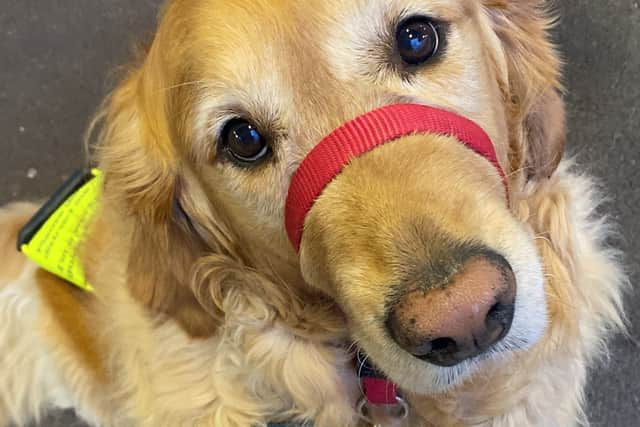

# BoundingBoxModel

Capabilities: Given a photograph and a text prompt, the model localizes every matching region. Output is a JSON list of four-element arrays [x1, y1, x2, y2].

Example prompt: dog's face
[[98, 0, 564, 394]]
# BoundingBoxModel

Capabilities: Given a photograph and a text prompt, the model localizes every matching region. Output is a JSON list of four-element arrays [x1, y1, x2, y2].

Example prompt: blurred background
[[1, 1, 638, 426]]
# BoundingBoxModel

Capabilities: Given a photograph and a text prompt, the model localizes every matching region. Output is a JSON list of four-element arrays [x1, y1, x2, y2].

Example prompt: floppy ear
[[92, 34, 180, 224], [522, 88, 566, 180], [89, 20, 229, 337], [484, 0, 566, 181]]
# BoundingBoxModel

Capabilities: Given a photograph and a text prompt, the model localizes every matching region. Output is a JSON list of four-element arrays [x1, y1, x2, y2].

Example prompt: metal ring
[[356, 395, 410, 425]]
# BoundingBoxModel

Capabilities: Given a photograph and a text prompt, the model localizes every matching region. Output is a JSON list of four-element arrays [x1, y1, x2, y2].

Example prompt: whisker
[[544, 289, 580, 311], [356, 352, 370, 397], [484, 165, 528, 198], [533, 234, 553, 246], [162, 80, 211, 91], [345, 341, 359, 355], [453, 165, 529, 209]]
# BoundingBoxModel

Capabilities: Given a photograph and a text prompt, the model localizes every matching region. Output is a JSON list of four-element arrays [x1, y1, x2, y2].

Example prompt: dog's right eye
[[220, 119, 270, 164]]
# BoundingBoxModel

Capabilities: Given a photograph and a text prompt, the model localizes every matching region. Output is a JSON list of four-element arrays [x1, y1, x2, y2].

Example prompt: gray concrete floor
[[1, 1, 638, 426]]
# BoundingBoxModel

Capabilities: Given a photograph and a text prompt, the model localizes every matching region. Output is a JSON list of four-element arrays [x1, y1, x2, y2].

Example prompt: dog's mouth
[[288, 104, 546, 393]]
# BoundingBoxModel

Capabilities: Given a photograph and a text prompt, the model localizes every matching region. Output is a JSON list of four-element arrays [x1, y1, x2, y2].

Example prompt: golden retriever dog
[[0, 0, 627, 426]]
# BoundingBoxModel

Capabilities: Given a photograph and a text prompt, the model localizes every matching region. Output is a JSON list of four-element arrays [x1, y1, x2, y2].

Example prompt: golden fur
[[0, 1, 627, 426]]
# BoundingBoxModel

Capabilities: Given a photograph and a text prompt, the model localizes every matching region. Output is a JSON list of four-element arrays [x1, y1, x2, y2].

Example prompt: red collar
[[285, 103, 507, 251]]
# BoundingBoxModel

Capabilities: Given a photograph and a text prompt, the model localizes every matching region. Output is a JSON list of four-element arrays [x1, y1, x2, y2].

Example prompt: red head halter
[[284, 103, 507, 251]]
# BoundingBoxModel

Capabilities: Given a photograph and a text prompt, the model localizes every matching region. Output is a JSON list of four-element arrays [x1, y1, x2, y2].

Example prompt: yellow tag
[[20, 170, 101, 291]]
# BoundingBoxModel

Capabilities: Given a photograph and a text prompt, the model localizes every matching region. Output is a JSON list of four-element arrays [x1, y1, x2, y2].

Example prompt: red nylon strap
[[285, 103, 507, 251]]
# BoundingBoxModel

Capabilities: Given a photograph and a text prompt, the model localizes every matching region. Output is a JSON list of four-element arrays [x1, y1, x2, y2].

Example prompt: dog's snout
[[386, 252, 516, 367]]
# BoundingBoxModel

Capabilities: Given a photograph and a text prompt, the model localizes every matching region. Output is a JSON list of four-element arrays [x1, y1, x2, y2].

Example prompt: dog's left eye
[[221, 119, 270, 164], [396, 16, 440, 65]]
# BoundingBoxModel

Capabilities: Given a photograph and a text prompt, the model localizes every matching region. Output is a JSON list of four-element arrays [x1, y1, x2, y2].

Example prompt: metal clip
[[356, 395, 409, 426]]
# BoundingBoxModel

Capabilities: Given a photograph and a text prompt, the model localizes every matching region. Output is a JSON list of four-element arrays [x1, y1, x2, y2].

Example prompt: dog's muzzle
[[283, 103, 509, 416], [284, 103, 507, 250]]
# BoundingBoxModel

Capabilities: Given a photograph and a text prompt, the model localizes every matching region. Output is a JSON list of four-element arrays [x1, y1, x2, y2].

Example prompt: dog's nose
[[386, 252, 516, 367]]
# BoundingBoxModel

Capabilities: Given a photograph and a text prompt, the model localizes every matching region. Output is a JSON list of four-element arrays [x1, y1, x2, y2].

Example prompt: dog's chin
[[357, 329, 543, 396]]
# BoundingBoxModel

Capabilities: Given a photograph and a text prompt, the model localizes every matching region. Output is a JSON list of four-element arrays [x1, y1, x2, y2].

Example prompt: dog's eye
[[221, 119, 269, 163], [396, 17, 440, 65]]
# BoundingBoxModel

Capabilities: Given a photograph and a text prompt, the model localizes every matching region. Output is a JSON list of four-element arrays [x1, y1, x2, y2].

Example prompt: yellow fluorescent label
[[20, 170, 101, 292]]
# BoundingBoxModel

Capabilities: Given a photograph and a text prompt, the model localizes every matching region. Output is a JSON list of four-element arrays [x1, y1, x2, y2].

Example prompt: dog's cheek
[[298, 226, 339, 300]]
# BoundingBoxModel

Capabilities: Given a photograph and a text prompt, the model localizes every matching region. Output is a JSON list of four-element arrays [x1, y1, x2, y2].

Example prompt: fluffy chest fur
[[0, 163, 625, 427]]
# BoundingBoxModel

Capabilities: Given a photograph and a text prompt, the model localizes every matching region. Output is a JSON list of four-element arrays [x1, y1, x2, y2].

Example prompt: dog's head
[[94, 0, 564, 393]]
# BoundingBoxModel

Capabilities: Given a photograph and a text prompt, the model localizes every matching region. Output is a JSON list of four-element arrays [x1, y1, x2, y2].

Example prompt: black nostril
[[487, 301, 502, 318], [430, 337, 457, 353], [399, 335, 463, 366], [485, 300, 515, 332], [415, 336, 467, 367]]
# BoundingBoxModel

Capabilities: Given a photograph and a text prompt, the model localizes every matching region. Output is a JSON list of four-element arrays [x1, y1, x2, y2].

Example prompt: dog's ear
[[522, 89, 566, 180], [89, 20, 229, 337], [91, 35, 180, 224], [484, 0, 566, 181]]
